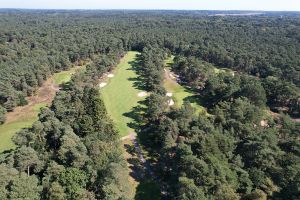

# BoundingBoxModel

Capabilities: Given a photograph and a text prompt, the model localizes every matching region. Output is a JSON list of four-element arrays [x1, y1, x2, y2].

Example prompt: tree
[[215, 184, 240, 200], [177, 177, 206, 200], [58, 129, 88, 168], [0, 105, 6, 124], [48, 181, 66, 200], [9, 173, 42, 200], [101, 163, 133, 200], [145, 93, 168, 121], [58, 168, 87, 199], [0, 164, 18, 200], [239, 76, 267, 107], [242, 189, 267, 200], [14, 146, 42, 176]]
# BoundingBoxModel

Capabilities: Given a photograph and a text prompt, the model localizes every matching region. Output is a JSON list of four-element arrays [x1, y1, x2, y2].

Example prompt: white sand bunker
[[168, 99, 175, 106], [107, 74, 114, 78], [166, 92, 173, 97], [99, 82, 107, 88], [137, 92, 147, 97]]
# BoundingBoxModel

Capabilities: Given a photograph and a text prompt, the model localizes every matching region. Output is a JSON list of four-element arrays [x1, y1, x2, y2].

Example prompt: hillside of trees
[[0, 10, 299, 199], [0, 49, 132, 199], [138, 46, 300, 199]]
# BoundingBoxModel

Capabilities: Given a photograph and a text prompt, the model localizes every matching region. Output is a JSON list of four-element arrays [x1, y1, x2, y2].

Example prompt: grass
[[53, 65, 85, 85], [101, 51, 145, 137], [214, 67, 235, 75], [0, 66, 84, 153], [0, 102, 47, 152], [163, 56, 206, 114]]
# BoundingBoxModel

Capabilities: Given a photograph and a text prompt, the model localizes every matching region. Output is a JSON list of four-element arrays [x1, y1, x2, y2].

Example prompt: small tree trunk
[[27, 166, 30, 177]]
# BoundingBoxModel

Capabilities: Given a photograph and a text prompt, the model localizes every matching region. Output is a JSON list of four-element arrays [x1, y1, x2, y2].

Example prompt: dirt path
[[269, 110, 300, 123], [164, 68, 177, 84], [122, 133, 160, 198], [5, 78, 60, 124]]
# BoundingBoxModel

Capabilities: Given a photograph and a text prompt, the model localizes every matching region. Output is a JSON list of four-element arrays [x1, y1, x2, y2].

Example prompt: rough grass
[[101, 51, 145, 137], [53, 66, 85, 85], [163, 56, 206, 114]]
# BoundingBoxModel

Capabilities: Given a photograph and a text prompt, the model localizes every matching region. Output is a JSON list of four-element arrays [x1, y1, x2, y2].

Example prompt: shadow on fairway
[[127, 55, 149, 91], [123, 99, 147, 132]]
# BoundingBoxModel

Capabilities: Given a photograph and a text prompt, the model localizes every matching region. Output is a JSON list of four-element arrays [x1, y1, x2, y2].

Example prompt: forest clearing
[[0, 65, 85, 152]]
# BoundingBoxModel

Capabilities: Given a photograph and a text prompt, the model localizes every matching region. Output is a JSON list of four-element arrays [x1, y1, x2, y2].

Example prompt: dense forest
[[0, 10, 299, 199]]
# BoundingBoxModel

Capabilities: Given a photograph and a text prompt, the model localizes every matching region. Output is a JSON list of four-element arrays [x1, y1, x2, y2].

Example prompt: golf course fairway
[[163, 56, 206, 113], [101, 51, 145, 137]]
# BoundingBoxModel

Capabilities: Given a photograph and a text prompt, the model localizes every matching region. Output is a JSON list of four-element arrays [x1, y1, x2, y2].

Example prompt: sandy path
[[121, 133, 154, 177], [5, 78, 60, 124]]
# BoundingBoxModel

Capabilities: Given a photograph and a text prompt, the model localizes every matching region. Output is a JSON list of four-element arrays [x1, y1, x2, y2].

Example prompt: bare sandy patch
[[168, 99, 175, 106], [99, 82, 107, 88], [137, 92, 147, 97], [5, 78, 58, 124], [107, 73, 115, 78], [260, 120, 269, 127], [166, 92, 173, 97]]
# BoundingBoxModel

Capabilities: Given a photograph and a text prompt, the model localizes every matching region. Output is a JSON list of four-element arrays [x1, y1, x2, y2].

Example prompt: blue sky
[[0, 0, 300, 11]]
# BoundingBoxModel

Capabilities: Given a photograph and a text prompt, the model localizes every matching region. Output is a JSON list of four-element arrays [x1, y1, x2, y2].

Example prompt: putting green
[[163, 56, 206, 113], [101, 51, 145, 137]]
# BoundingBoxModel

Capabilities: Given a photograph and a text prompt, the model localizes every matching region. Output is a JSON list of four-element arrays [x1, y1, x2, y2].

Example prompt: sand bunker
[[166, 92, 173, 97], [169, 73, 176, 79], [168, 99, 175, 106], [260, 120, 269, 127], [99, 82, 107, 88], [107, 74, 114, 78], [137, 92, 147, 97]]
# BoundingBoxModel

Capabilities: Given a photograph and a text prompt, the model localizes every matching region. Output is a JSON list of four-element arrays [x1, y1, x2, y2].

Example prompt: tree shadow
[[127, 54, 149, 91], [124, 54, 165, 199], [123, 143, 145, 182], [135, 179, 161, 200], [123, 99, 148, 132], [183, 94, 206, 108]]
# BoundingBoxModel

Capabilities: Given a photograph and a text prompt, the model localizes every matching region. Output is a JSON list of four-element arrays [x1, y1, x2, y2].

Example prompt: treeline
[[0, 12, 125, 124], [137, 46, 300, 199], [139, 46, 167, 94], [1, 11, 300, 124], [0, 50, 133, 199], [173, 54, 299, 116]]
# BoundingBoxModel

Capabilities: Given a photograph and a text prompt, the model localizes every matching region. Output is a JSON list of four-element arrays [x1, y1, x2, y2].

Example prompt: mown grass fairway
[[101, 51, 145, 137], [0, 67, 83, 152], [164, 56, 206, 113]]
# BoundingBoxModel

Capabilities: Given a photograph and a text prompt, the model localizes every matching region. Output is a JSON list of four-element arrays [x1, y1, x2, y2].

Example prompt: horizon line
[[0, 8, 300, 12]]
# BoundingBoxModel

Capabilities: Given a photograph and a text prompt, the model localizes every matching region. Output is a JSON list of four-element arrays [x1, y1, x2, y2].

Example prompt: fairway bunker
[[107, 73, 115, 78], [168, 99, 175, 106], [137, 92, 147, 97], [166, 92, 173, 97], [99, 82, 107, 88]]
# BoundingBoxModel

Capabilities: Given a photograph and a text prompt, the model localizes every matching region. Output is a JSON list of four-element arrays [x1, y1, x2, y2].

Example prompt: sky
[[0, 0, 300, 11]]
